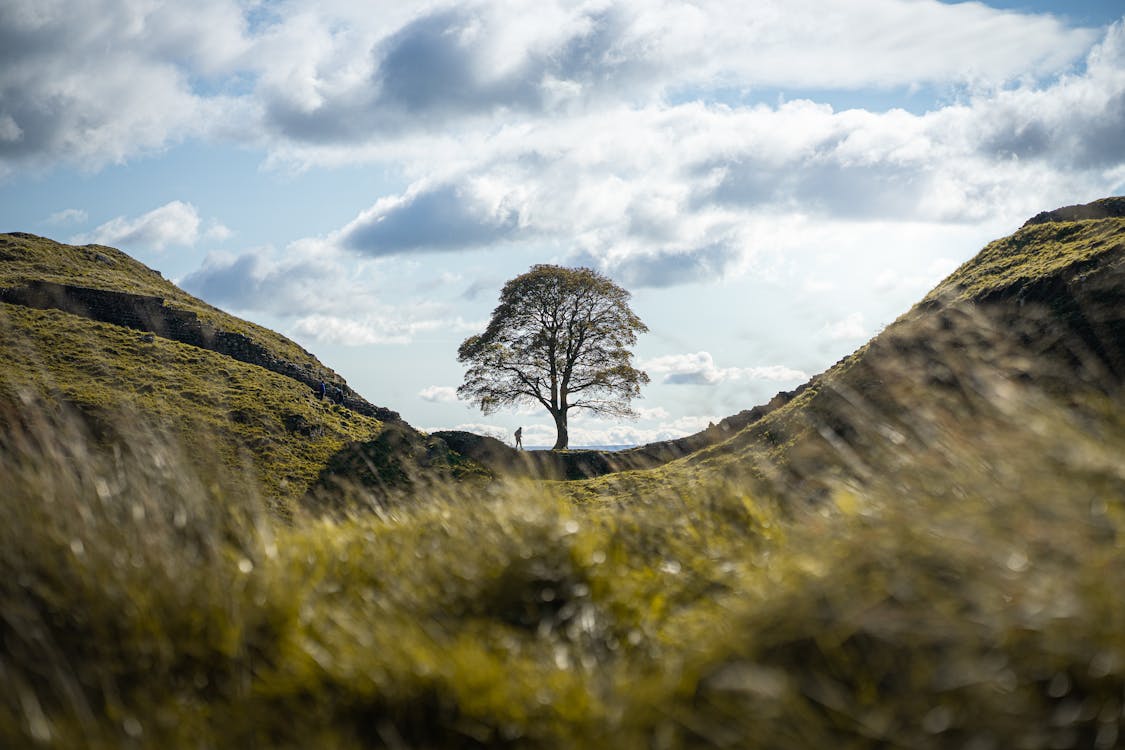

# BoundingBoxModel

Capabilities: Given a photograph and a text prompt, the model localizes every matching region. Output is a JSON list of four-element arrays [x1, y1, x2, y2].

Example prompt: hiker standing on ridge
[[514, 426, 523, 450]]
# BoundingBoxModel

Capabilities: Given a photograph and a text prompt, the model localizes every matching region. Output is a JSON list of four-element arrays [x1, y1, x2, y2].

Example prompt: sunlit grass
[[1, 219, 1124, 747], [2, 328, 1123, 747]]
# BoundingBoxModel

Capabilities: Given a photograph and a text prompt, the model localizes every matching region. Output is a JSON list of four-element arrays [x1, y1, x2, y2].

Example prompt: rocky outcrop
[[431, 430, 625, 480], [0, 280, 402, 423], [432, 386, 806, 481], [305, 424, 492, 512], [1022, 196, 1125, 227]]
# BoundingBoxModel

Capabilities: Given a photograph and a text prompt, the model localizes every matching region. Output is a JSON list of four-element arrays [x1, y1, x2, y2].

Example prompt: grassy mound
[[564, 212, 1125, 506], [0, 233, 327, 372], [0, 326, 1122, 747], [0, 302, 383, 512], [1, 205, 1124, 746]]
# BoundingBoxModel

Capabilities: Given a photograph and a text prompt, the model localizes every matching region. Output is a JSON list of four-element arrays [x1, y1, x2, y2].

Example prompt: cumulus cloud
[[5, 1, 1124, 294], [338, 182, 524, 255], [311, 14, 1124, 275], [873, 258, 960, 295], [644, 351, 808, 386], [822, 312, 867, 341], [204, 221, 234, 242], [75, 201, 201, 251], [427, 413, 720, 449], [254, 0, 1097, 145], [181, 243, 484, 345], [181, 241, 367, 315], [515, 413, 725, 447], [45, 208, 87, 225], [0, 0, 249, 175], [292, 312, 481, 346], [418, 386, 459, 403]]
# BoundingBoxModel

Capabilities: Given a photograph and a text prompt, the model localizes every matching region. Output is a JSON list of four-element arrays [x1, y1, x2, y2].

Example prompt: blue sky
[[2, 0, 1124, 447]]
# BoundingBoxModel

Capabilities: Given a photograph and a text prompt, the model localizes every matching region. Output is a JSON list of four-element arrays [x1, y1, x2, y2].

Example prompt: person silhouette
[[514, 426, 523, 450]]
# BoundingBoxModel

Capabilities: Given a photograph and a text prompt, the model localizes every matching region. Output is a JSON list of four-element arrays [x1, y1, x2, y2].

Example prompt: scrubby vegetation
[[0, 303, 383, 512], [1, 211, 1124, 747], [1, 318, 1123, 748]]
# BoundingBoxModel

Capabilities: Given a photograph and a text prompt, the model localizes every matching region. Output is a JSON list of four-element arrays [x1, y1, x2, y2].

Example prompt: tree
[[457, 264, 650, 450]]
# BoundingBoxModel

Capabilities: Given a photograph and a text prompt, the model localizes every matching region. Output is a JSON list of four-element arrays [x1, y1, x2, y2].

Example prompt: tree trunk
[[551, 409, 569, 450]]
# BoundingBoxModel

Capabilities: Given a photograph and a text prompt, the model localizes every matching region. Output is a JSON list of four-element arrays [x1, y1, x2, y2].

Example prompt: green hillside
[[1, 205, 1124, 748], [0, 232, 392, 512], [568, 206, 1125, 506], [0, 233, 324, 370]]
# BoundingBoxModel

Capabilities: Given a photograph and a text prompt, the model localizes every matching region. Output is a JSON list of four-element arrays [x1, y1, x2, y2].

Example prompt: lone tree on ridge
[[457, 264, 650, 450]]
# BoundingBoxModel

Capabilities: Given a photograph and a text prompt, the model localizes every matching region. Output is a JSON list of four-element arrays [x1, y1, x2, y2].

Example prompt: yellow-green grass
[[567, 217, 1125, 508], [1, 340, 1122, 748], [926, 217, 1125, 303], [0, 301, 382, 511], [0, 233, 332, 377], [2, 215, 1125, 747]]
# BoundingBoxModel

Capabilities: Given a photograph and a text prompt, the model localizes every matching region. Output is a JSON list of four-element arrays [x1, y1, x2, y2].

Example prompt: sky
[[2, 1, 1124, 448]]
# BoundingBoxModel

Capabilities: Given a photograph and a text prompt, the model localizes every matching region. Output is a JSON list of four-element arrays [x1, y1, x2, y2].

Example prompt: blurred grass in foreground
[[2, 318, 1124, 749]]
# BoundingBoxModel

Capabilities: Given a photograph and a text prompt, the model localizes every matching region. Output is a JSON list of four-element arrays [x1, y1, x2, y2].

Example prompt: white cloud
[[305, 16, 1124, 281], [822, 312, 867, 341], [291, 313, 478, 346], [873, 257, 960, 294], [181, 243, 355, 314], [45, 207, 87, 225], [425, 398, 723, 447], [634, 405, 671, 420], [418, 385, 459, 403], [181, 243, 487, 346], [517, 413, 725, 447], [0, 1, 250, 175], [250, 0, 1097, 146], [643, 351, 808, 386], [204, 221, 234, 242], [5, 1, 1124, 298], [74, 201, 201, 251], [428, 423, 510, 442], [2, 1, 1111, 185], [337, 181, 524, 256]]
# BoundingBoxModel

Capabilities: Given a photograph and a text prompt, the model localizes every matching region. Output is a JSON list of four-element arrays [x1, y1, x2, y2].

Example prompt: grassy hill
[[1, 204, 1124, 748], [0, 232, 401, 512], [0, 233, 325, 370], [565, 201, 1125, 507]]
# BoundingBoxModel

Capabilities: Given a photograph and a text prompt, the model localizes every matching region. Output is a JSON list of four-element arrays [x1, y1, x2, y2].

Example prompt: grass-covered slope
[[0, 301, 383, 512], [926, 214, 1125, 303], [2, 204, 1125, 748], [0, 233, 393, 511], [570, 202, 1125, 505], [2, 299, 1123, 749], [0, 232, 325, 371]]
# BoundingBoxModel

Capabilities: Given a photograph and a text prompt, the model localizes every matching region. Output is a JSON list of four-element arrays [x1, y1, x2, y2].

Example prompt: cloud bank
[[74, 201, 202, 251], [6, 2, 1123, 297], [643, 351, 808, 386]]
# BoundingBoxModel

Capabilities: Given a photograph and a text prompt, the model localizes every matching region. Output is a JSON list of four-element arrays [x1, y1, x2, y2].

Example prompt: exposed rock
[[282, 413, 324, 438], [305, 424, 490, 511], [1022, 196, 1125, 227], [0, 280, 403, 424]]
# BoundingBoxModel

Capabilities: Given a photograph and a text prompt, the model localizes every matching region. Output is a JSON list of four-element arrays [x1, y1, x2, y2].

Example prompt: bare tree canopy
[[457, 264, 649, 450]]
